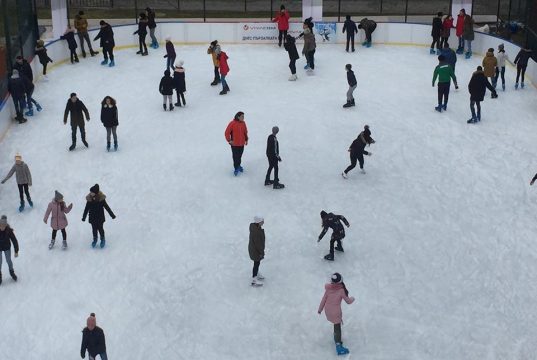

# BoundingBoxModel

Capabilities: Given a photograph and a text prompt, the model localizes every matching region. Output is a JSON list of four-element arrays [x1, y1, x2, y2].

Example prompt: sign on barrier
[[314, 22, 337, 43], [240, 23, 306, 43]]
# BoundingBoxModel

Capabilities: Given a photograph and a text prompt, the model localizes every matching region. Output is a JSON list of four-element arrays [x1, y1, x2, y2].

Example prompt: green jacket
[[432, 63, 457, 85]]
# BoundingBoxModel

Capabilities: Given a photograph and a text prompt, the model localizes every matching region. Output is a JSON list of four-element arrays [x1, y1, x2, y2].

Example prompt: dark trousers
[[495, 66, 505, 86], [91, 223, 105, 240], [458, 36, 464, 49], [516, 65, 527, 83], [437, 82, 450, 106], [334, 323, 342, 343], [306, 50, 315, 69], [329, 234, 344, 255], [71, 124, 86, 145], [12, 96, 25, 118], [231, 146, 244, 170], [175, 90, 186, 105], [278, 30, 287, 46], [213, 66, 220, 82], [470, 100, 481, 119], [365, 30, 373, 43], [167, 56, 176, 71], [344, 151, 366, 174], [41, 62, 48, 75], [77, 32, 95, 53], [52, 229, 67, 240], [440, 36, 449, 48], [431, 36, 440, 49], [17, 183, 31, 203], [289, 59, 296, 74], [346, 33, 355, 51], [103, 46, 114, 61], [138, 34, 148, 53], [265, 156, 279, 182], [69, 48, 78, 63], [252, 260, 261, 277]]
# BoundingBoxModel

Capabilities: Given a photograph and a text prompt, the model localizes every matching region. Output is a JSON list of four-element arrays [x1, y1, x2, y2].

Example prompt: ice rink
[[1, 43, 537, 360]]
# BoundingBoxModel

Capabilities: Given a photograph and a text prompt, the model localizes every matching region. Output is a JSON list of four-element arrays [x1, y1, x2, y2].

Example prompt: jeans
[[278, 30, 287, 46], [470, 100, 481, 119], [347, 85, 357, 101], [18, 183, 31, 204], [334, 323, 342, 344], [52, 229, 67, 240], [106, 126, 118, 145], [0, 250, 14, 271], [221, 74, 228, 89], [464, 39, 472, 53], [289, 59, 296, 74], [167, 56, 176, 71], [265, 156, 279, 183], [71, 124, 86, 145], [440, 36, 449, 48], [495, 66, 505, 86], [458, 36, 464, 49], [91, 223, 105, 240], [306, 50, 315, 69], [231, 145, 244, 169], [69, 48, 78, 63], [516, 65, 527, 83], [252, 260, 260, 277], [138, 34, 148, 53], [175, 91, 186, 105], [213, 67, 220, 82], [77, 32, 95, 53], [437, 82, 450, 106], [89, 353, 108, 360], [346, 33, 355, 51], [149, 27, 157, 45]]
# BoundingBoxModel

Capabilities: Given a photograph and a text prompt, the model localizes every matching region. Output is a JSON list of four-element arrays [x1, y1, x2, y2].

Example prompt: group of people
[[431, 9, 475, 59], [7, 56, 43, 123]]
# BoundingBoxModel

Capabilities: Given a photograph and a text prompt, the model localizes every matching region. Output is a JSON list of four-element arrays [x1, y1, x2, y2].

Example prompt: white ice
[[1, 44, 537, 360]]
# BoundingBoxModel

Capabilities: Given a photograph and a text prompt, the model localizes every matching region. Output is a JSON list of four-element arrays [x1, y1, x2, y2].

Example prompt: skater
[[81, 313, 108, 360], [43, 191, 73, 250], [207, 40, 221, 86], [358, 18, 376, 47], [432, 55, 458, 112], [159, 70, 175, 111], [13, 55, 33, 82], [284, 34, 299, 81], [100, 96, 119, 151], [462, 14, 474, 59], [514, 47, 532, 89], [60, 26, 79, 64], [440, 14, 454, 49], [455, 9, 466, 54], [164, 36, 176, 71], [265, 126, 284, 189], [342, 15, 358, 52], [82, 184, 116, 249], [74, 11, 98, 57], [467, 66, 498, 124], [482, 48, 498, 88], [530, 173, 537, 185], [94, 20, 115, 67], [342, 124, 375, 178], [146, 7, 158, 49], [302, 25, 316, 73], [430, 12, 443, 54], [343, 64, 357, 108], [0, 215, 19, 285], [318, 273, 355, 355], [133, 12, 149, 56], [248, 216, 265, 287], [35, 40, 53, 78], [318, 210, 350, 261], [272, 5, 290, 47], [216, 45, 230, 95], [7, 70, 28, 124], [297, 17, 315, 39], [224, 111, 248, 176], [18, 67, 41, 117], [495, 44, 508, 91], [63, 93, 90, 151], [173, 61, 186, 107], [1, 154, 33, 212], [440, 43, 457, 72]]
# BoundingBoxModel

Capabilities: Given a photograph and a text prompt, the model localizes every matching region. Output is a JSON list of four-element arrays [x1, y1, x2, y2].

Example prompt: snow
[[1, 43, 537, 360]]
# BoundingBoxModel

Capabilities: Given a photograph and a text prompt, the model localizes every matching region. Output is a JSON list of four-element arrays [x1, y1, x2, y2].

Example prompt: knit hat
[[488, 48, 494, 53], [272, 126, 279, 135], [87, 313, 96, 330], [14, 153, 22, 161], [345, 64, 352, 70], [331, 273, 343, 283], [210, 40, 218, 47], [54, 190, 63, 201], [280, 5, 285, 10], [320, 210, 327, 218], [165, 35, 171, 41], [364, 125, 371, 137], [498, 43, 504, 50], [0, 215, 7, 226], [11, 69, 19, 79], [254, 216, 264, 224], [99, 20, 106, 26], [90, 184, 100, 194], [346, 15, 351, 20], [70, 92, 77, 98], [177, 60, 184, 67]]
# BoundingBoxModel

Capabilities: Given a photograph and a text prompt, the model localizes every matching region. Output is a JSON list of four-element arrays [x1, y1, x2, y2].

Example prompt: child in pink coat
[[318, 273, 355, 355], [43, 191, 73, 250]]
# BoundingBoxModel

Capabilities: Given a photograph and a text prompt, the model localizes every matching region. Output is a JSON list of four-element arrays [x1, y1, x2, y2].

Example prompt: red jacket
[[456, 14, 465, 37], [219, 51, 229, 76], [225, 119, 248, 146], [442, 18, 454, 37], [272, 10, 290, 31]]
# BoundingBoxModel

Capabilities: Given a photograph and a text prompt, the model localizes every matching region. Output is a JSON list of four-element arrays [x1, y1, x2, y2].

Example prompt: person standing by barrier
[[342, 15, 358, 52], [302, 26, 316, 73], [440, 14, 454, 49], [462, 14, 474, 59], [272, 5, 290, 47], [134, 12, 149, 56], [146, 7, 158, 49], [455, 9, 466, 54], [94, 20, 115, 67], [7, 70, 28, 123], [495, 44, 508, 91], [60, 26, 79, 64], [514, 47, 532, 90], [430, 12, 443, 55], [74, 11, 98, 58], [358, 18, 376, 47]]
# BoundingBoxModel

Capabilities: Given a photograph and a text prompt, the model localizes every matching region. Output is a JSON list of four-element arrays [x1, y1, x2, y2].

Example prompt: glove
[[455, 85, 459, 89], [164, 55, 168, 58], [432, 83, 435, 87], [317, 237, 321, 243], [112, 215, 116, 219], [278, 156, 282, 162], [43, 219, 47, 224], [367, 152, 372, 156], [0, 180, 5, 184], [14, 252, 18, 258], [86, 118, 90, 122]]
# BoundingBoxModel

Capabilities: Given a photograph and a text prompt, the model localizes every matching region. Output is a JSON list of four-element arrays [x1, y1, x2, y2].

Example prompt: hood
[[86, 192, 106, 202]]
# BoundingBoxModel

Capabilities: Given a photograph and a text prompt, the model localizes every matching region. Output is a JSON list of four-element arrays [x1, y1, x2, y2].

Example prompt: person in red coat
[[224, 112, 248, 176], [272, 5, 290, 47], [455, 9, 466, 54], [216, 46, 230, 95], [440, 14, 454, 49]]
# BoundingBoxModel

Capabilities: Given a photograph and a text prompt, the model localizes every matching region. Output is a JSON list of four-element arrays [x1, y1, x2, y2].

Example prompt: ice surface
[[1, 44, 537, 360]]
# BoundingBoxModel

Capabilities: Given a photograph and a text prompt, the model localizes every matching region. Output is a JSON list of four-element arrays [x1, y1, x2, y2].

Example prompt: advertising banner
[[240, 23, 304, 43], [313, 22, 337, 43]]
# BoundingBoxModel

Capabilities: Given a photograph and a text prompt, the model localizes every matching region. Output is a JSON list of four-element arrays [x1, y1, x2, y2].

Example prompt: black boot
[[107, 142, 111, 152], [82, 138, 89, 148], [273, 182, 285, 189], [343, 100, 352, 108], [175, 102, 182, 107], [219, 88, 228, 95], [90, 50, 99, 56], [225, 84, 230, 92], [74, 54, 79, 63], [82, 50, 87, 58], [351, 99, 355, 106], [163, 104, 167, 111], [9, 269, 17, 281], [69, 143, 76, 151], [169, 104, 174, 111], [324, 253, 334, 261], [264, 179, 274, 186], [335, 244, 344, 252]]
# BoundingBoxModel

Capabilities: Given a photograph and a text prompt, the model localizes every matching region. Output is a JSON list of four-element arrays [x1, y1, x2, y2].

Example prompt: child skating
[[100, 96, 119, 151], [342, 125, 375, 178], [318, 211, 350, 261], [343, 64, 357, 108], [1, 154, 33, 212], [514, 47, 532, 89], [35, 40, 53, 80], [43, 191, 73, 250], [0, 215, 19, 285], [60, 26, 79, 64], [173, 61, 186, 107]]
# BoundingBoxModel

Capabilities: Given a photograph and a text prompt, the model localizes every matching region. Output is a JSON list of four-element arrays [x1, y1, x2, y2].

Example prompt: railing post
[[380, 0, 383, 14], [338, 0, 341, 22], [404, 0, 409, 22], [203, 0, 206, 22], [270, 0, 273, 21], [134, 0, 138, 23], [507, 0, 512, 22], [496, 0, 501, 32]]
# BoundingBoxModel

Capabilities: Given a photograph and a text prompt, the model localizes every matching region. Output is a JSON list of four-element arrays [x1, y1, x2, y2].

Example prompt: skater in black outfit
[[343, 64, 357, 108], [94, 20, 115, 67], [82, 184, 116, 249], [530, 173, 537, 185], [13, 56, 33, 82], [173, 61, 186, 107], [430, 12, 443, 54], [342, 15, 358, 52], [342, 125, 375, 178], [159, 70, 175, 111], [318, 211, 350, 261], [284, 34, 299, 81], [64, 93, 90, 151], [81, 313, 108, 360], [249, 216, 265, 287], [467, 66, 498, 124], [100, 96, 119, 151], [514, 47, 532, 89], [60, 27, 79, 64], [265, 126, 284, 189], [133, 13, 149, 56], [7, 70, 28, 123], [35, 40, 53, 77], [0, 215, 19, 285]]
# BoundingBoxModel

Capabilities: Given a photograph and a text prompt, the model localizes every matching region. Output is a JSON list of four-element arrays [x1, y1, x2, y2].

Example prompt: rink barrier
[[0, 21, 535, 141]]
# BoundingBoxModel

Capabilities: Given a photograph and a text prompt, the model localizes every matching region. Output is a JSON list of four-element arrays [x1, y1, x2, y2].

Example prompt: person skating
[[173, 61, 186, 107], [482, 48, 498, 88], [430, 12, 443, 55], [1, 154, 33, 212], [43, 191, 73, 250], [146, 7, 158, 49], [35, 40, 53, 79], [342, 15, 358, 52], [7, 70, 28, 124], [64, 93, 90, 151], [462, 14, 474, 59], [284, 34, 299, 81], [439, 43, 457, 72], [297, 17, 315, 39], [440, 14, 454, 49], [343, 64, 357, 108], [207, 40, 221, 86], [133, 12, 149, 56], [100, 96, 119, 151], [13, 55, 33, 82], [21, 69, 42, 117], [467, 66, 498, 124], [302, 25, 316, 73], [358, 18, 377, 47], [159, 70, 175, 111], [272, 5, 290, 47], [318, 273, 355, 355], [81, 313, 108, 360], [455, 9, 466, 54], [514, 47, 532, 89], [94, 20, 115, 67], [74, 11, 98, 57], [530, 173, 537, 185], [318, 210, 350, 261], [216, 45, 230, 95], [0, 215, 19, 285], [60, 26, 79, 64], [164, 36, 176, 71], [342, 125, 375, 178], [265, 126, 284, 189], [224, 111, 248, 176], [82, 184, 116, 249], [249, 216, 265, 287], [432, 55, 458, 112], [495, 43, 508, 91]]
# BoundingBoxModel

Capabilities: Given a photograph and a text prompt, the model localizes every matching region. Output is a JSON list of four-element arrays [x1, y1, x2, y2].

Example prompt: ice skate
[[343, 100, 352, 108], [9, 269, 17, 282], [256, 273, 265, 280], [62, 240, 68, 250], [101, 59, 108, 65], [100, 239, 106, 248], [273, 182, 285, 189], [36, 103, 43, 112], [264, 180, 274, 186], [336, 343, 349, 355], [25, 108, 34, 117], [324, 253, 334, 261], [335, 244, 344, 252], [108, 60, 115, 67], [435, 105, 442, 112], [18, 202, 24, 212], [341, 172, 348, 179], [48, 239, 55, 250], [360, 169, 366, 174], [91, 238, 98, 248], [251, 277, 263, 287], [288, 74, 297, 81]]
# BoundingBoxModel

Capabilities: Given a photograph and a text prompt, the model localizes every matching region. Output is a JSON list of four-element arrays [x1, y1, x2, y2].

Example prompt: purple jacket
[[44, 200, 73, 230], [318, 283, 355, 324]]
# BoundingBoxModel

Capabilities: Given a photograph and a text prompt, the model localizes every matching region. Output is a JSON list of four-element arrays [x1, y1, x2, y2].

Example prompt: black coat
[[22, 75, 34, 94], [13, 60, 33, 82], [349, 131, 374, 154], [35, 47, 53, 65], [431, 17, 443, 37], [94, 24, 115, 49], [342, 19, 358, 35], [284, 37, 299, 61], [82, 192, 115, 225], [0, 226, 19, 252], [100, 105, 118, 128], [7, 77, 27, 99], [514, 49, 532, 67], [61, 31, 78, 50], [468, 71, 495, 101], [64, 99, 90, 127], [319, 213, 349, 240], [266, 134, 279, 158], [134, 20, 148, 36], [81, 326, 106, 358], [347, 70, 357, 86], [147, 10, 157, 29], [159, 75, 175, 95], [173, 69, 186, 92]]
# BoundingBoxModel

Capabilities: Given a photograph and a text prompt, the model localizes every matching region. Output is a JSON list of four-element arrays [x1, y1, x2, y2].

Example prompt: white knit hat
[[254, 216, 264, 223]]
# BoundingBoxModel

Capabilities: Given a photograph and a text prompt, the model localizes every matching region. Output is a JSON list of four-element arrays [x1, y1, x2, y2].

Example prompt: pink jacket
[[318, 283, 355, 324], [44, 200, 73, 230]]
